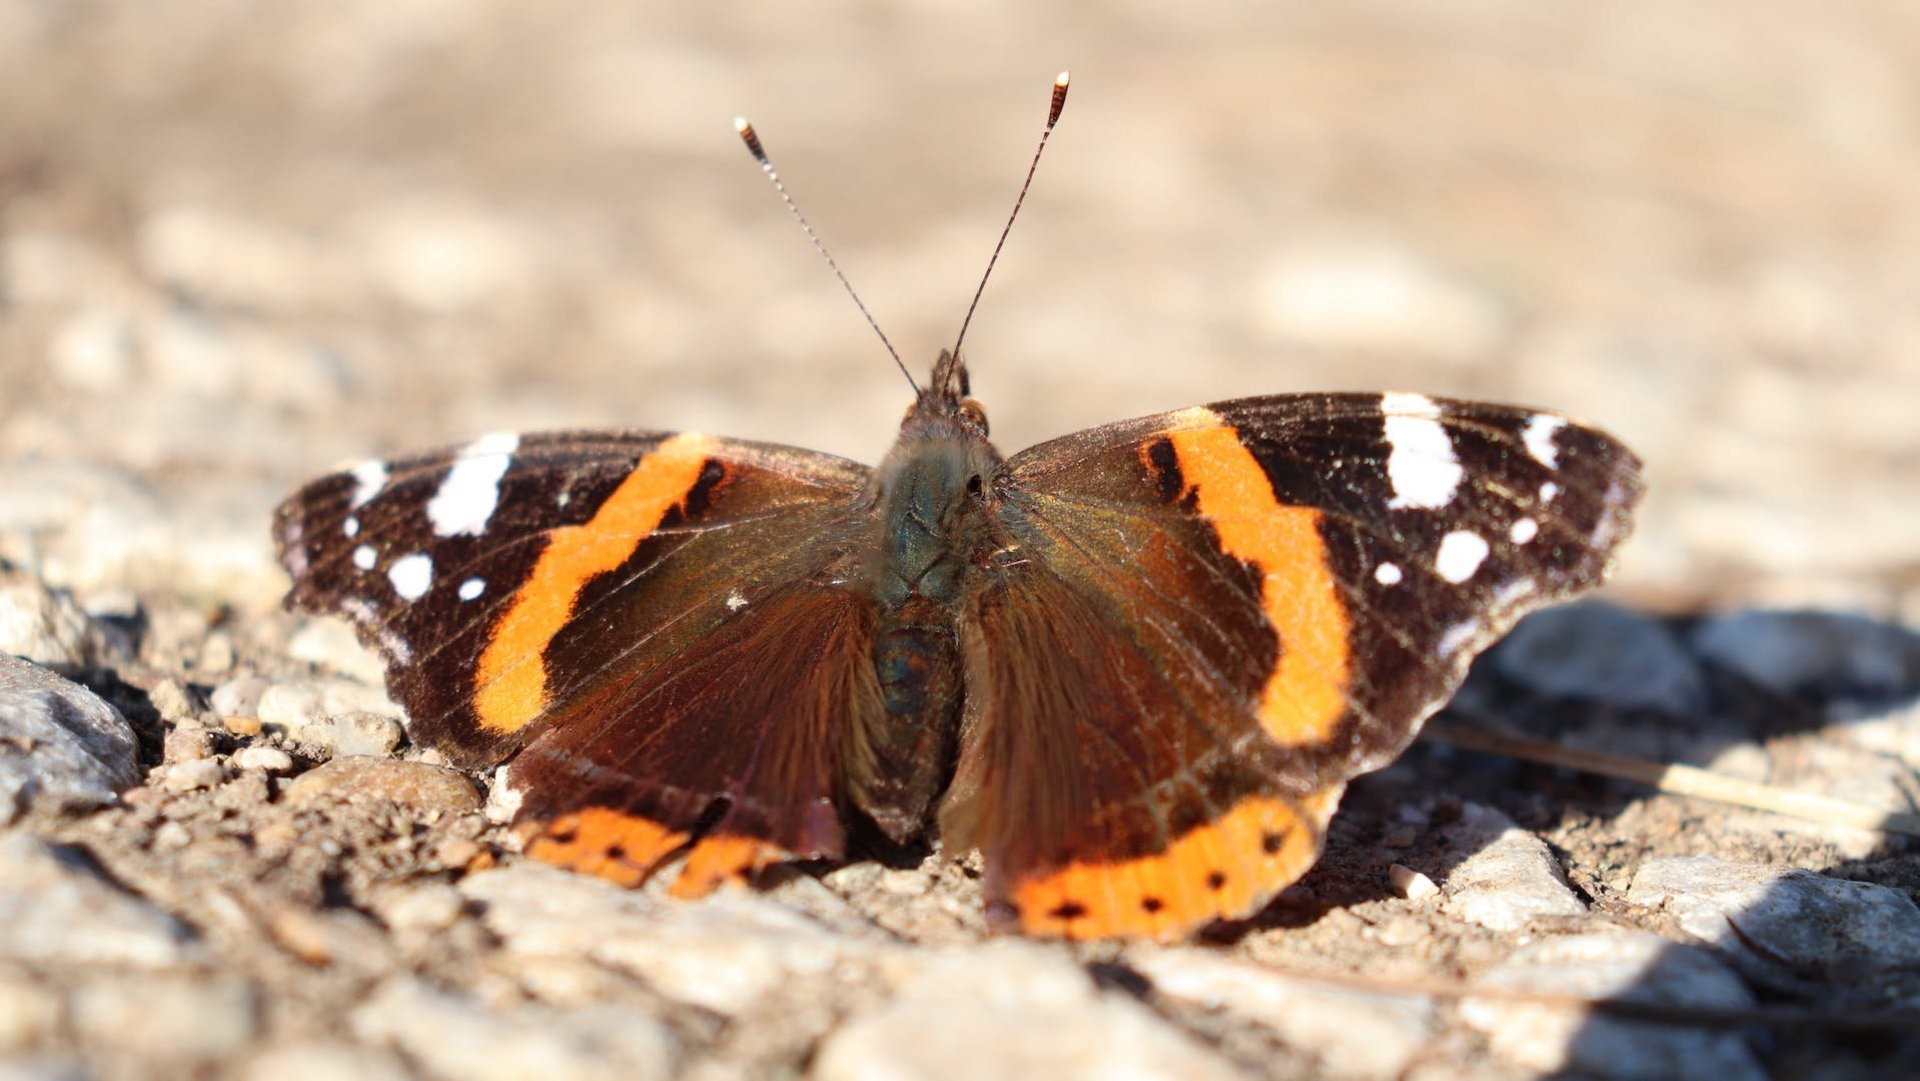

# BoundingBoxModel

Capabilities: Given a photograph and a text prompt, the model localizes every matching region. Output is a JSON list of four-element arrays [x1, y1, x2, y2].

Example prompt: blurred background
[[1, 0, 1917, 620]]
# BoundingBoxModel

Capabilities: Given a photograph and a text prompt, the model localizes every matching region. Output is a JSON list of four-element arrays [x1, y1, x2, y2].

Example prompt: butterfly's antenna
[[735, 116, 918, 395], [950, 70, 1071, 361]]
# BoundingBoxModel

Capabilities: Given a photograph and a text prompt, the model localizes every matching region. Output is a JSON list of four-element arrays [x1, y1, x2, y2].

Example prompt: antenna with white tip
[[734, 116, 918, 394], [949, 70, 1071, 361]]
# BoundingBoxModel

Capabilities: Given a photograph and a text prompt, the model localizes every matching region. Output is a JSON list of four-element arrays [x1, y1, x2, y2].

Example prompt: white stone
[[350, 978, 676, 1081], [1439, 803, 1587, 932], [0, 833, 192, 967]]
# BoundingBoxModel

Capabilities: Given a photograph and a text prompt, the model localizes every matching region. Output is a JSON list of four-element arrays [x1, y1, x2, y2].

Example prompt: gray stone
[[1491, 601, 1710, 715], [350, 978, 677, 1081], [283, 757, 479, 814], [0, 832, 193, 967], [1690, 610, 1920, 703], [1436, 803, 1588, 932], [1462, 931, 1763, 1080], [71, 972, 257, 1064], [1134, 949, 1435, 1080], [0, 654, 139, 814], [1626, 854, 1920, 990], [0, 570, 99, 667], [462, 864, 887, 1016], [816, 941, 1242, 1081]]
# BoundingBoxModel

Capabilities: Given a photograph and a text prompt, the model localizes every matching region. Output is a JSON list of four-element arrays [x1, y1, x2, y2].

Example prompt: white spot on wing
[[1540, 480, 1560, 504], [352, 545, 377, 571], [388, 552, 433, 600], [1510, 517, 1539, 544], [1523, 414, 1566, 468], [1374, 562, 1403, 586], [428, 431, 519, 537], [1435, 530, 1489, 583], [458, 577, 486, 601], [349, 459, 388, 508], [1382, 392, 1463, 509], [343, 516, 359, 538], [726, 590, 748, 612]]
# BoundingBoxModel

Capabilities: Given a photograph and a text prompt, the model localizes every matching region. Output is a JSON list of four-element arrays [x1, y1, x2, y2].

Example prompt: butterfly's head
[[902, 349, 989, 439]]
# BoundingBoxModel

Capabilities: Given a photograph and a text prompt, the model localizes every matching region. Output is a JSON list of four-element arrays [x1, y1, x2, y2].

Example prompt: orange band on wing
[[1166, 415, 1353, 746], [668, 834, 785, 899], [521, 807, 692, 888], [1011, 790, 1337, 941], [474, 433, 717, 733]]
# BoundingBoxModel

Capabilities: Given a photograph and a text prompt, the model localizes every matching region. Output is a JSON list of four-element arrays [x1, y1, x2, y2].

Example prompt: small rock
[[1389, 863, 1440, 901], [0, 569, 99, 667], [210, 674, 270, 720], [257, 683, 326, 729], [1691, 610, 1920, 704], [817, 941, 1242, 1081], [302, 711, 405, 757], [1135, 949, 1434, 1080], [350, 978, 677, 1081], [153, 821, 191, 850], [1462, 932, 1762, 1081], [463, 864, 877, 1016], [1439, 803, 1587, 932], [284, 757, 479, 814], [0, 653, 140, 813], [157, 757, 227, 793], [0, 833, 193, 967], [1491, 602, 1710, 715], [231, 745, 294, 773], [239, 1040, 412, 1081], [47, 308, 136, 393], [71, 973, 257, 1064], [147, 679, 203, 729], [1626, 855, 1920, 992], [162, 726, 216, 763], [370, 882, 467, 934], [287, 618, 386, 685]]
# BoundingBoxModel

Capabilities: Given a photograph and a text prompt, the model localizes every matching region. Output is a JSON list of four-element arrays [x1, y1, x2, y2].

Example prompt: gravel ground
[[2, 3, 1918, 1079]]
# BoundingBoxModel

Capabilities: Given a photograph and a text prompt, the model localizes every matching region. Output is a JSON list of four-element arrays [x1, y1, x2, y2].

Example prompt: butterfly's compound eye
[[960, 398, 989, 433]]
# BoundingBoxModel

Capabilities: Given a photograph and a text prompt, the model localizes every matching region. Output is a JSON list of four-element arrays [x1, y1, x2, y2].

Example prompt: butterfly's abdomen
[[849, 430, 1000, 842]]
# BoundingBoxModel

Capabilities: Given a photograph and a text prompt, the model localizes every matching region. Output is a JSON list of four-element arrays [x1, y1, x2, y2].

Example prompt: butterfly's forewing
[[952, 393, 1641, 939], [275, 430, 881, 892]]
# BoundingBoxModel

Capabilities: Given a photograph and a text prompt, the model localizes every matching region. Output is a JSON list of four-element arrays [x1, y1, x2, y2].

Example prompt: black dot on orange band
[[548, 821, 578, 843], [607, 843, 628, 861], [1048, 900, 1089, 921], [1205, 870, 1228, 891], [1261, 829, 1288, 855], [1141, 896, 1165, 913]]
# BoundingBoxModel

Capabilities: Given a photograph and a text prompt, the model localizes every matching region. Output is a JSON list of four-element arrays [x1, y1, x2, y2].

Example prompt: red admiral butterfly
[[275, 75, 1641, 940]]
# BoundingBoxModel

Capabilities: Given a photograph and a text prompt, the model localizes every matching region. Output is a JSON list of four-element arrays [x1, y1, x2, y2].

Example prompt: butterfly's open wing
[[944, 393, 1641, 939], [275, 430, 881, 893]]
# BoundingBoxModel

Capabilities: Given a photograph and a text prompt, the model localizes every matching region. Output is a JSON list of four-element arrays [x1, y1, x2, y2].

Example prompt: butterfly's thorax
[[848, 357, 1003, 841]]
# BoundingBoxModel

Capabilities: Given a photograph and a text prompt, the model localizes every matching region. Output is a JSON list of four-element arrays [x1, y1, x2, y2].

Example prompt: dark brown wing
[[275, 430, 882, 892], [943, 393, 1641, 939]]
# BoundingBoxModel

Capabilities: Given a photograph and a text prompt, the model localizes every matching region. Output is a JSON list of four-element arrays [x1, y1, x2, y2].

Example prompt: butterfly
[[273, 74, 1641, 940]]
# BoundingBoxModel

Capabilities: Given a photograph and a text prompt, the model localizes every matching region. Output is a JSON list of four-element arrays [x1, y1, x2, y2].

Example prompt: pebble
[[0, 833, 192, 967], [157, 757, 227, 793], [0, 570, 99, 667], [287, 618, 387, 685], [210, 674, 271, 721], [162, 726, 216, 763], [1134, 949, 1435, 1080], [257, 683, 326, 729], [1389, 863, 1440, 901], [463, 864, 878, 1016], [350, 978, 677, 1081], [71, 973, 258, 1065], [0, 653, 139, 815], [369, 882, 467, 935], [1626, 855, 1920, 992], [1490, 602, 1710, 715], [230, 746, 295, 774], [147, 679, 204, 729], [1690, 610, 1919, 704], [1438, 803, 1588, 932], [1461, 932, 1763, 1080], [238, 1040, 413, 1081], [283, 757, 480, 814], [300, 711, 405, 757], [816, 941, 1242, 1081]]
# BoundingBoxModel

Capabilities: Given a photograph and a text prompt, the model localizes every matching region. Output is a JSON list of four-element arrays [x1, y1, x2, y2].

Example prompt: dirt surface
[[2, 3, 1919, 1079]]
